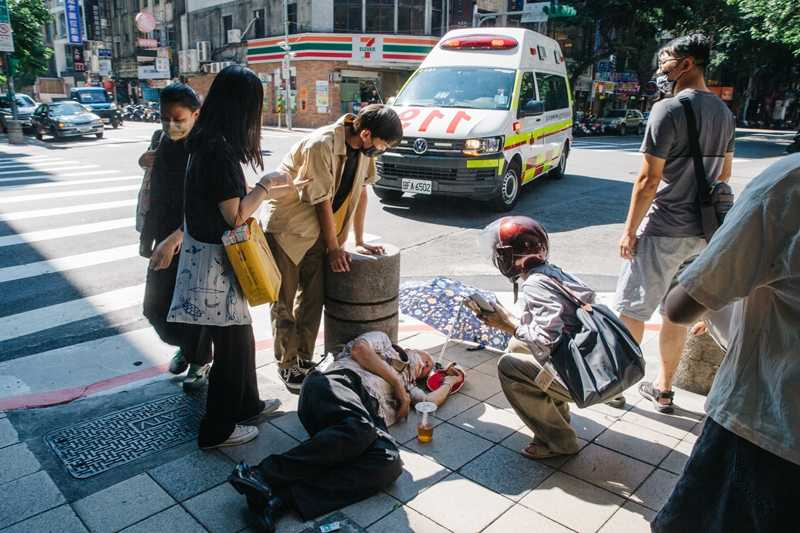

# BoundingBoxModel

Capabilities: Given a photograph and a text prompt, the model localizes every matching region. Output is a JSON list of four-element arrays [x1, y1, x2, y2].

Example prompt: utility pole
[[282, 0, 292, 130]]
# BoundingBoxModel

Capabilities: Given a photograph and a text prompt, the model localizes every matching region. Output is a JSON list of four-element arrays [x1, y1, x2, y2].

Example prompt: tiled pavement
[[0, 327, 706, 533]]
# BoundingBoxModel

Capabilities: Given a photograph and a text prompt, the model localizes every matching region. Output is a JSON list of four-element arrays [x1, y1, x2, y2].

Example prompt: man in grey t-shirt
[[614, 34, 735, 413]]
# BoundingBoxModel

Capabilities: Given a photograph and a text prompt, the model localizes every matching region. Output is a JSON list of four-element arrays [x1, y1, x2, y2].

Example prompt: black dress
[[184, 142, 264, 447], [141, 134, 211, 366]]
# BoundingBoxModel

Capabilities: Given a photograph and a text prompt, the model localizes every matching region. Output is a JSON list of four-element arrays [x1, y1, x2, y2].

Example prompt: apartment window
[[366, 0, 394, 33], [431, 0, 444, 35], [223, 14, 233, 43], [397, 0, 424, 34], [253, 9, 266, 38], [333, 0, 362, 33], [287, 1, 298, 34]]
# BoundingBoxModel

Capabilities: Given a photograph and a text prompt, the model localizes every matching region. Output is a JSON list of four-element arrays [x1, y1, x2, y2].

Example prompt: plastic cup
[[415, 401, 437, 443]]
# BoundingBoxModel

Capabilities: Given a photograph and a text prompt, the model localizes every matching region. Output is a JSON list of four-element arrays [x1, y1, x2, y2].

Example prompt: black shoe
[[297, 359, 317, 373], [278, 366, 306, 391], [229, 462, 272, 510]]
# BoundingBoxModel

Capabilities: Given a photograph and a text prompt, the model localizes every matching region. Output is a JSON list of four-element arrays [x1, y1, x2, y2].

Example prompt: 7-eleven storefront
[[247, 34, 439, 129]]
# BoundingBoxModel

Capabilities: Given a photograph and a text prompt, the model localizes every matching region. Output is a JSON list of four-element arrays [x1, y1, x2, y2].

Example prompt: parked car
[[32, 102, 105, 140], [0, 93, 39, 133], [597, 109, 646, 135], [69, 87, 122, 128]]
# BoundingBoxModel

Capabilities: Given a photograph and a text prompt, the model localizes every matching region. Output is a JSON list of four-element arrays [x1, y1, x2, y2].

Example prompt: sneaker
[[202, 425, 259, 449], [297, 359, 317, 373], [183, 364, 210, 392], [241, 398, 282, 425], [168, 350, 188, 375], [278, 366, 306, 391]]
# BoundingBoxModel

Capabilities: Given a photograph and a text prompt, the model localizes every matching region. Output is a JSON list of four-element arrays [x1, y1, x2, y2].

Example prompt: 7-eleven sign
[[354, 35, 382, 62]]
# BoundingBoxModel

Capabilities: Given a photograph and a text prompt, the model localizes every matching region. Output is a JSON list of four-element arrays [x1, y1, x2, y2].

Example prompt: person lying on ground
[[227, 331, 464, 532]]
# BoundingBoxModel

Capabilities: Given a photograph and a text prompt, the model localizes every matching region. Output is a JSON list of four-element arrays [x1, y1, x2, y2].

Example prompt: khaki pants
[[268, 234, 326, 370], [498, 338, 580, 454]]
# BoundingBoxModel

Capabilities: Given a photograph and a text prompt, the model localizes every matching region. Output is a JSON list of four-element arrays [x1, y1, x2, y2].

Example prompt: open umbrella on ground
[[399, 277, 511, 361]]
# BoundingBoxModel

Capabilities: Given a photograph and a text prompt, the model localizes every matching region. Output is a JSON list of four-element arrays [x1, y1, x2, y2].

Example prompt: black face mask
[[361, 146, 383, 157]]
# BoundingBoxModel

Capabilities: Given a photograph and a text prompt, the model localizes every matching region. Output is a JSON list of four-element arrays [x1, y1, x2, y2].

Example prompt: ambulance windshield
[[395, 67, 516, 110]]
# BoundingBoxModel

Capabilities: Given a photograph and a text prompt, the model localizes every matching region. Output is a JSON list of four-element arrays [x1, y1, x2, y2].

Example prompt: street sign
[[65, 0, 83, 45], [521, 2, 549, 23], [0, 0, 13, 53]]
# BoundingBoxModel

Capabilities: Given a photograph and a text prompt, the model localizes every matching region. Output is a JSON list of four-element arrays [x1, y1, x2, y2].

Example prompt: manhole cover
[[45, 392, 205, 479]]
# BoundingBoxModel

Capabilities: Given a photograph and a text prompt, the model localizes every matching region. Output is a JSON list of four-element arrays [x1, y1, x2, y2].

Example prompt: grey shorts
[[614, 235, 706, 322]]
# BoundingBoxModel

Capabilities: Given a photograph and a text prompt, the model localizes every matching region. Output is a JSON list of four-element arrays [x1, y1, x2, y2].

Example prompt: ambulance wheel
[[549, 145, 568, 180], [491, 162, 521, 211], [373, 186, 403, 202]]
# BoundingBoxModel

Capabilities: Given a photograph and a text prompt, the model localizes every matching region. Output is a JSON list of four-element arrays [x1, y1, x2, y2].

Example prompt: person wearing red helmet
[[473, 216, 623, 459]]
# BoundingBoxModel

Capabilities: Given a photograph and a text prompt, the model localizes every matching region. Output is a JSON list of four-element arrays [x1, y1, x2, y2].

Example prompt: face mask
[[361, 146, 382, 157], [654, 60, 688, 97], [162, 121, 191, 141]]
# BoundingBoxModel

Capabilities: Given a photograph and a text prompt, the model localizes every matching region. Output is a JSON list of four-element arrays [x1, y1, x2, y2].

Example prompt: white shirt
[[679, 154, 800, 466]]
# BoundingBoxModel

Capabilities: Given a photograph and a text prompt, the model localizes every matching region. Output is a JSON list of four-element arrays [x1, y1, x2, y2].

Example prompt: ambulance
[[376, 27, 573, 211]]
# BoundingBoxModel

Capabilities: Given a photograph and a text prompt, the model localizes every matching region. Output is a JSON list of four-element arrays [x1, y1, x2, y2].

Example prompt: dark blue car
[[69, 87, 122, 128]]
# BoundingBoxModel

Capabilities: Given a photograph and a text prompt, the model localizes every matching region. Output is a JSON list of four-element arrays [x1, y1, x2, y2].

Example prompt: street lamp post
[[282, 0, 292, 130]]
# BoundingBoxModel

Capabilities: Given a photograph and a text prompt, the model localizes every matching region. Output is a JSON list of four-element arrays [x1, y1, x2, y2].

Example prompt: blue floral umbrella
[[399, 277, 511, 351]]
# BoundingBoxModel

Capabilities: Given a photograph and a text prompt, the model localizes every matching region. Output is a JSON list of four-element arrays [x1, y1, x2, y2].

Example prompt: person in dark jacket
[[139, 83, 211, 390]]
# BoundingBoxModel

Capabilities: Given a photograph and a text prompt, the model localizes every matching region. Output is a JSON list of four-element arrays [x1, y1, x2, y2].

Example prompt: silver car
[[0, 94, 39, 132], [597, 109, 646, 135]]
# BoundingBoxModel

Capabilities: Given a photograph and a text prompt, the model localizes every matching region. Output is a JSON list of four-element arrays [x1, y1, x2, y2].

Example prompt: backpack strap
[[678, 96, 712, 206], [535, 273, 593, 312]]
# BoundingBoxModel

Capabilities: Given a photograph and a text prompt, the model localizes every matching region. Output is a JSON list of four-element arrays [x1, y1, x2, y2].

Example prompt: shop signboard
[[65, 0, 83, 45], [315, 80, 329, 114], [0, 0, 14, 53]]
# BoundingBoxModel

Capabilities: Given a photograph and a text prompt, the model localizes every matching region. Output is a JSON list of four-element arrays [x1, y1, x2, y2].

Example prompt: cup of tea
[[415, 401, 437, 443]]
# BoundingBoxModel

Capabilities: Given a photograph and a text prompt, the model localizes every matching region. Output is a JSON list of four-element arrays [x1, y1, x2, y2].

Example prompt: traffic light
[[544, 2, 577, 18]]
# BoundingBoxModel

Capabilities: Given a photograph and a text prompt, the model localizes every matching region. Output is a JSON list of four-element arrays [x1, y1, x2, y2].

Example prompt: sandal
[[521, 442, 576, 460], [639, 381, 675, 414]]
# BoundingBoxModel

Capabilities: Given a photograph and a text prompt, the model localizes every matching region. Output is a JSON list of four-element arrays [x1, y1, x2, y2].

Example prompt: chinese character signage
[[85, 0, 103, 42], [65, 0, 83, 45]]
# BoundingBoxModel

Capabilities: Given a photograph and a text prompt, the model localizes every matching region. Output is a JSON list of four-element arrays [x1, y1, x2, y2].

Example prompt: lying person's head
[[393, 344, 434, 379], [160, 82, 201, 141]]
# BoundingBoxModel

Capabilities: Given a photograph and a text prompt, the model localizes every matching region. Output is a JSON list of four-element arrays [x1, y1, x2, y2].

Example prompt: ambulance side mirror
[[520, 99, 544, 117]]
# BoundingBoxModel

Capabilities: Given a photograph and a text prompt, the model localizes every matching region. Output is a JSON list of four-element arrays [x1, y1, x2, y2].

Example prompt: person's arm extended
[[665, 283, 708, 326], [717, 152, 733, 183], [619, 154, 666, 259], [349, 339, 409, 419], [423, 377, 458, 407], [219, 171, 302, 228], [316, 199, 351, 272]]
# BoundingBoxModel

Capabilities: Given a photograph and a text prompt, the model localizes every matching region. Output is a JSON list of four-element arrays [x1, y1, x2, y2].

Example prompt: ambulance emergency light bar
[[440, 35, 518, 51]]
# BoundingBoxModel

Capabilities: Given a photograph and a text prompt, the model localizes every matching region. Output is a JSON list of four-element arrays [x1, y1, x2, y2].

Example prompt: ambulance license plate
[[401, 178, 432, 195]]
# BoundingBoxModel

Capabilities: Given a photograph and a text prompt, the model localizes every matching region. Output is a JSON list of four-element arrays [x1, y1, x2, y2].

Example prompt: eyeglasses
[[658, 57, 681, 68]]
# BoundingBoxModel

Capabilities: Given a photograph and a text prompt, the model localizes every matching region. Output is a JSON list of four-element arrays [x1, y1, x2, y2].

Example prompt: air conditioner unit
[[227, 29, 241, 44], [197, 41, 210, 62]]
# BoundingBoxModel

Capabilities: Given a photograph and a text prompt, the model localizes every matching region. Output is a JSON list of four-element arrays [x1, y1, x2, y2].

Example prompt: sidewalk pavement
[[0, 324, 705, 533]]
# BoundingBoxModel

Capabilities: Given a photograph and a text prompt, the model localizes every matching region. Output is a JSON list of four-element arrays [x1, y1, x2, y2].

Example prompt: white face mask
[[655, 74, 675, 96], [162, 120, 191, 141]]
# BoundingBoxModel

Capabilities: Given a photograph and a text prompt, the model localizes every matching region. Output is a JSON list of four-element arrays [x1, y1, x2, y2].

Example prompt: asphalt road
[[0, 121, 793, 401]]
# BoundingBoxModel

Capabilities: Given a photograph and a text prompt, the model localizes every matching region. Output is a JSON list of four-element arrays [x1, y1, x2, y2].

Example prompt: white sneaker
[[202, 425, 259, 449]]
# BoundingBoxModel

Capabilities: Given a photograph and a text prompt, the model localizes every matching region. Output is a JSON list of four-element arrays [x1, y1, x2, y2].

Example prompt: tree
[[5, 0, 53, 88], [728, 0, 800, 56]]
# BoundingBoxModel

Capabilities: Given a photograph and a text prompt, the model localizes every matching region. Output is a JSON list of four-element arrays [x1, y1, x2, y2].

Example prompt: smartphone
[[469, 293, 495, 313]]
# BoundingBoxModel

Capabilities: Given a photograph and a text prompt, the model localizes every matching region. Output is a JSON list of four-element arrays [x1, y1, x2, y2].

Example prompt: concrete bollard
[[5, 120, 25, 145], [673, 332, 725, 395], [324, 243, 400, 354]]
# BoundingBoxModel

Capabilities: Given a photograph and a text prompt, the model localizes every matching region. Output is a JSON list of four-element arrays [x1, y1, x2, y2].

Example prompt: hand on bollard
[[328, 247, 351, 272], [356, 242, 385, 256]]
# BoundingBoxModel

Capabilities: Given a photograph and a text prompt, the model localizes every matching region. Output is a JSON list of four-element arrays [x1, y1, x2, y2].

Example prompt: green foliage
[[7, 0, 53, 86], [729, 0, 800, 56]]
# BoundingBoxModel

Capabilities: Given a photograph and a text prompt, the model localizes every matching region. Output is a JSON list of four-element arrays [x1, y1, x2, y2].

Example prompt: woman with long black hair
[[168, 65, 307, 449]]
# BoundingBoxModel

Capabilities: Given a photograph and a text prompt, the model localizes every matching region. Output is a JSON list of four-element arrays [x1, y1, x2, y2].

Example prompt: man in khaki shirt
[[266, 104, 403, 390]]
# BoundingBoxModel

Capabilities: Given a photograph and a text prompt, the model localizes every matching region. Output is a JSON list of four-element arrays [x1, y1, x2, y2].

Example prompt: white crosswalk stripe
[[0, 199, 137, 221], [0, 184, 139, 203], [2, 175, 138, 190], [0, 244, 140, 282], [0, 169, 123, 184], [0, 160, 81, 170], [0, 217, 134, 247]]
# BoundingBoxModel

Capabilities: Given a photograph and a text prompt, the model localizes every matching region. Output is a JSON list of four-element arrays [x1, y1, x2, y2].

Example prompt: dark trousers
[[198, 324, 264, 447], [652, 418, 799, 533], [143, 258, 212, 366], [257, 370, 403, 520]]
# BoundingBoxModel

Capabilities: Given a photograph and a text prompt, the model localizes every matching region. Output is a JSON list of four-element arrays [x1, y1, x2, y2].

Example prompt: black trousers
[[652, 418, 799, 533], [257, 370, 403, 520], [198, 324, 264, 447], [143, 257, 212, 366]]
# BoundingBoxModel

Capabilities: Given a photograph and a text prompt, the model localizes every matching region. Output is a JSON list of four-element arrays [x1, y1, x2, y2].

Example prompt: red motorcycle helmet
[[481, 216, 549, 281]]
